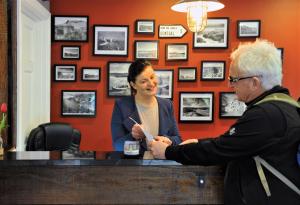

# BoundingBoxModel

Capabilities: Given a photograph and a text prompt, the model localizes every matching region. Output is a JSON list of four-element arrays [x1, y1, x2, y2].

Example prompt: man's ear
[[252, 77, 261, 89]]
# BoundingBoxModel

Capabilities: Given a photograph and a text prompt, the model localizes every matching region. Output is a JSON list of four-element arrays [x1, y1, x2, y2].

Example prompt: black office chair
[[26, 122, 81, 151]]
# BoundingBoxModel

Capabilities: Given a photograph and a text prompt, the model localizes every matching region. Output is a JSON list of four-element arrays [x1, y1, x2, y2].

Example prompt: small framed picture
[[237, 20, 261, 38], [93, 25, 129, 56], [193, 17, 229, 49], [61, 45, 80, 60], [107, 61, 132, 97], [179, 92, 214, 122], [54, 64, 76, 82], [154, 69, 174, 99], [135, 19, 155, 35], [52, 15, 89, 42], [178, 67, 197, 82], [134, 40, 159, 60], [201, 61, 226, 81], [81, 67, 100, 81], [277, 48, 284, 63], [219, 92, 246, 118], [166, 43, 188, 61], [61, 90, 96, 117]]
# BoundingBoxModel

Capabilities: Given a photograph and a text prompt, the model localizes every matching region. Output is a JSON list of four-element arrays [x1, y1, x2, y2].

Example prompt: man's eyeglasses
[[228, 76, 259, 83]]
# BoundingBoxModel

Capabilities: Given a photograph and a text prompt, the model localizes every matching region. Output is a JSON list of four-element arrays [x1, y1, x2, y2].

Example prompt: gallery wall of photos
[[50, 0, 299, 151]]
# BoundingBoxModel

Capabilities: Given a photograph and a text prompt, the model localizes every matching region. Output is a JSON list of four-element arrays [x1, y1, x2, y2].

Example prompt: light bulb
[[187, 3, 208, 33]]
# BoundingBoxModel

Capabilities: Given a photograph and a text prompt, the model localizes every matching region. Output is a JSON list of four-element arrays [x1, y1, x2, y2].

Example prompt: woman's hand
[[154, 136, 172, 146], [179, 139, 198, 145], [131, 124, 145, 140], [149, 140, 168, 159]]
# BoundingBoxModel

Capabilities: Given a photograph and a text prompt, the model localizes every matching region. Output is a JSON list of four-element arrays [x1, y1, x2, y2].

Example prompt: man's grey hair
[[230, 39, 282, 90]]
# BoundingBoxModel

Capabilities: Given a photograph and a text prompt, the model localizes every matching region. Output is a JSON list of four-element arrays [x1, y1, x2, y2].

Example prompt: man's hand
[[131, 124, 145, 140], [149, 140, 169, 159], [179, 139, 198, 145], [154, 136, 172, 146]]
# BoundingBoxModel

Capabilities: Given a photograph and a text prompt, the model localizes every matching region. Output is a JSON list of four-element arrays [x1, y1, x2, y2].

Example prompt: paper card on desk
[[62, 150, 95, 160]]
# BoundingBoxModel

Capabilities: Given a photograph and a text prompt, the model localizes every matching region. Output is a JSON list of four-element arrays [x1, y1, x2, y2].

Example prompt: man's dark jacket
[[166, 86, 300, 205]]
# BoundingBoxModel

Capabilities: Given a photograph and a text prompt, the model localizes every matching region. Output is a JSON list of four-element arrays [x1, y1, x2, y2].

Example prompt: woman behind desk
[[111, 59, 182, 152]]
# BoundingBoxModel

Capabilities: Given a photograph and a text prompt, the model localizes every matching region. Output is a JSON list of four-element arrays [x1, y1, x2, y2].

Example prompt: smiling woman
[[110, 59, 182, 154]]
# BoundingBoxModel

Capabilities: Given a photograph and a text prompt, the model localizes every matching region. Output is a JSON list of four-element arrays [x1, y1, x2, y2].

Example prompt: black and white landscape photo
[[155, 70, 173, 99], [201, 61, 225, 80], [62, 46, 80, 59], [135, 19, 155, 34], [53, 16, 88, 41], [238, 20, 260, 37], [166, 43, 188, 61], [179, 92, 214, 122], [82, 68, 100, 81], [219, 92, 246, 118], [178, 67, 196, 81], [108, 62, 132, 96], [193, 18, 228, 48], [135, 40, 159, 60], [54, 64, 76, 81], [93, 25, 128, 56], [61, 90, 96, 117]]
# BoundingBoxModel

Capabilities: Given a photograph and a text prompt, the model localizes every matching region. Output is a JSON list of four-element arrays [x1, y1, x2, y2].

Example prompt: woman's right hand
[[131, 124, 145, 140]]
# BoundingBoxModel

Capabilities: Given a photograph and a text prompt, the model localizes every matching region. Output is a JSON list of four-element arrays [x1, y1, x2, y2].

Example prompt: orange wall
[[50, 0, 300, 151]]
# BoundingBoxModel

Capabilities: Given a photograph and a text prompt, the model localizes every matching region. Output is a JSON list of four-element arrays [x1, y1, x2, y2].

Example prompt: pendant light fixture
[[171, 0, 225, 33]]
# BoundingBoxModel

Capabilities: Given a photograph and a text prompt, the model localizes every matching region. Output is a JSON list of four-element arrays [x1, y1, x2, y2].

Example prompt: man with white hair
[[150, 39, 300, 204]]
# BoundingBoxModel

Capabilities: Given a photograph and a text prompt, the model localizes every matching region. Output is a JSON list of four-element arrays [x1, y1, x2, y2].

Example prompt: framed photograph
[[179, 92, 214, 122], [166, 43, 188, 61], [93, 25, 129, 56], [178, 67, 197, 82], [135, 40, 159, 60], [52, 15, 88, 42], [61, 90, 96, 117], [201, 61, 226, 81], [277, 48, 284, 63], [107, 61, 132, 97], [61, 45, 80, 60], [154, 69, 174, 99], [193, 17, 229, 48], [135, 19, 155, 34], [54, 64, 76, 82], [237, 20, 261, 38], [219, 92, 246, 118], [81, 67, 100, 81]]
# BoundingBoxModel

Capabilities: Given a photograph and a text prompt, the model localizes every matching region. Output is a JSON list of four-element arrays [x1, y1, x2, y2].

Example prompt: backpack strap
[[254, 93, 300, 197]]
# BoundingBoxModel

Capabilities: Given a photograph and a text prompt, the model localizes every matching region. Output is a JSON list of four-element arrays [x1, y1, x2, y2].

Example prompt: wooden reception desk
[[0, 151, 224, 204]]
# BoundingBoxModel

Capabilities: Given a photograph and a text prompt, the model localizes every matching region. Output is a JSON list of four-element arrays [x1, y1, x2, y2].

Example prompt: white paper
[[129, 117, 154, 141]]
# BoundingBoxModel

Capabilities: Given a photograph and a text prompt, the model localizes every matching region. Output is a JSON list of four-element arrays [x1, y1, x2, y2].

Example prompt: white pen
[[129, 117, 139, 125]]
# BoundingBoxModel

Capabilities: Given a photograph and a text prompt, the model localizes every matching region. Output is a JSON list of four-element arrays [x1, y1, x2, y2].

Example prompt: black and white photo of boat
[[167, 44, 188, 60], [55, 65, 76, 81], [135, 41, 158, 59], [62, 46, 80, 59], [54, 16, 88, 41], [238, 21, 260, 37], [108, 62, 131, 96], [82, 68, 100, 81]]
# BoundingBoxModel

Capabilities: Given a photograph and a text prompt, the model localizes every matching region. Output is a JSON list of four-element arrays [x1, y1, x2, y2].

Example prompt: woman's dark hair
[[127, 59, 152, 95]]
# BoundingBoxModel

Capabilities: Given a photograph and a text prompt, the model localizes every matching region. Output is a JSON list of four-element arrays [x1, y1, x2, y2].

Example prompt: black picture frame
[[61, 45, 81, 60], [166, 43, 188, 61], [219, 92, 246, 118], [135, 19, 155, 35], [179, 92, 214, 123], [107, 61, 132, 97], [178, 67, 197, 82], [193, 17, 229, 49], [201, 61, 226, 81], [54, 64, 77, 82], [81, 67, 101, 82], [52, 15, 89, 42], [237, 20, 261, 38], [154, 69, 174, 99], [93, 25, 129, 56], [61, 90, 97, 117], [277, 48, 284, 63], [134, 40, 159, 60]]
